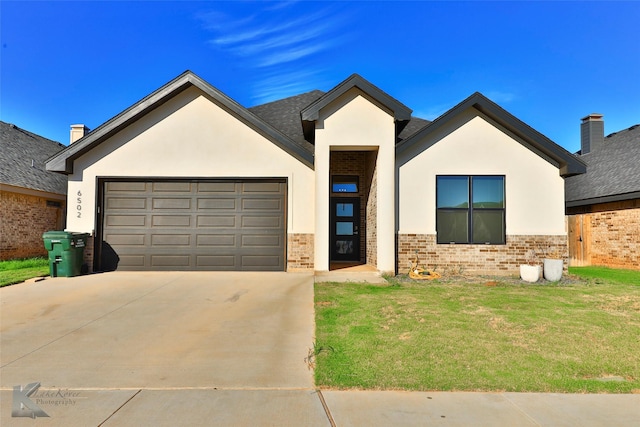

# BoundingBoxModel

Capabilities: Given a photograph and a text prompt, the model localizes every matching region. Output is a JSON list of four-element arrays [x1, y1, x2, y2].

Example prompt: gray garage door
[[101, 179, 286, 271]]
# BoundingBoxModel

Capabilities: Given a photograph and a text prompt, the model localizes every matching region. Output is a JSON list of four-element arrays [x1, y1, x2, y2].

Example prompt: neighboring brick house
[[565, 115, 640, 270], [1, 121, 67, 260], [46, 71, 585, 275]]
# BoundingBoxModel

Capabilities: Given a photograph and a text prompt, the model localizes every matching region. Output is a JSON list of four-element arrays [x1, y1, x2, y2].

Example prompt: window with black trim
[[436, 175, 505, 244], [332, 175, 359, 193]]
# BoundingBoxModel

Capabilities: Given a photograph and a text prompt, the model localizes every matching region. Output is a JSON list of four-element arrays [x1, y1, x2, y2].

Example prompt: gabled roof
[[0, 121, 67, 195], [396, 92, 587, 178], [46, 71, 314, 173], [565, 123, 640, 206], [300, 74, 413, 143]]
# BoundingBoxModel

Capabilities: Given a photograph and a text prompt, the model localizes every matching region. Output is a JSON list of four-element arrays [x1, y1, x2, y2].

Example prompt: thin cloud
[[221, 23, 336, 57], [485, 91, 517, 104], [196, 11, 256, 32], [198, 3, 352, 102], [263, 1, 300, 12], [250, 69, 332, 105]]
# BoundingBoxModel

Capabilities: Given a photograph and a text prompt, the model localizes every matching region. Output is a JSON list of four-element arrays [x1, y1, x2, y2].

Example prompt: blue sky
[[1, 1, 639, 153]]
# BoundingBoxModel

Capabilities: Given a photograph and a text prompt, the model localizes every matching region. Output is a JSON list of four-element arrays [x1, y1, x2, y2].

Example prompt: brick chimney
[[70, 124, 89, 144], [580, 114, 603, 155]]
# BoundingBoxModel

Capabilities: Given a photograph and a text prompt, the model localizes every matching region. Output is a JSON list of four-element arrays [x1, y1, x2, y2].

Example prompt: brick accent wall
[[582, 206, 639, 270], [588, 208, 640, 270], [365, 153, 378, 266], [0, 190, 65, 260], [287, 233, 314, 270], [397, 234, 568, 275]]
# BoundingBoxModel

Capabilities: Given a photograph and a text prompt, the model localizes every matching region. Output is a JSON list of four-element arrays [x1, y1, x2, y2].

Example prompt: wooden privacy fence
[[567, 214, 591, 267]]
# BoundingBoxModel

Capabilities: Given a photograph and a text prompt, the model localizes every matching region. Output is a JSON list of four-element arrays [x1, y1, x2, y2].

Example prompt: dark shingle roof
[[398, 116, 431, 141], [0, 121, 67, 195], [565, 123, 640, 205], [249, 90, 324, 154]]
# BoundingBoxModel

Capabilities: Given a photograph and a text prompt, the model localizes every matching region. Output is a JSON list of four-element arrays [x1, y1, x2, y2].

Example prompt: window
[[436, 175, 505, 244], [332, 176, 358, 193]]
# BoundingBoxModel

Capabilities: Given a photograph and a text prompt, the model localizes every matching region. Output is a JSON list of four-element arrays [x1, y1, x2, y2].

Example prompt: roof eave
[[300, 74, 412, 142], [396, 92, 587, 178], [566, 191, 640, 208], [46, 71, 314, 174]]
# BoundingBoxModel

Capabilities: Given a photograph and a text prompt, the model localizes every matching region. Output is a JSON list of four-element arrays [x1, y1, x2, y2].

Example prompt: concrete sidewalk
[[1, 388, 638, 426], [2, 273, 639, 426]]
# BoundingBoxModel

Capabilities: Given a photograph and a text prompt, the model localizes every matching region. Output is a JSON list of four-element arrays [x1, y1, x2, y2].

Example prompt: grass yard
[[0, 258, 49, 287], [314, 268, 640, 393]]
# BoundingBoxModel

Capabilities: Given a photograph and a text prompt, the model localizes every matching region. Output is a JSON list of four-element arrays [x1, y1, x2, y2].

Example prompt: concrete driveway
[[1, 272, 326, 425]]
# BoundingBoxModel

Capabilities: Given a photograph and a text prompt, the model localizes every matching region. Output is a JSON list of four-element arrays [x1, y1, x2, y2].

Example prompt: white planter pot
[[543, 258, 563, 281], [520, 264, 541, 283]]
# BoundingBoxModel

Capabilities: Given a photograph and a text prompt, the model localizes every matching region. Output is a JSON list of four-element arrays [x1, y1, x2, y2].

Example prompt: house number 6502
[[76, 190, 82, 218]]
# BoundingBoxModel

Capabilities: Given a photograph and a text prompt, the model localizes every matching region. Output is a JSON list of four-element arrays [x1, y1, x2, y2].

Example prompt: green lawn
[[569, 266, 640, 285], [0, 258, 49, 287], [314, 268, 640, 393]]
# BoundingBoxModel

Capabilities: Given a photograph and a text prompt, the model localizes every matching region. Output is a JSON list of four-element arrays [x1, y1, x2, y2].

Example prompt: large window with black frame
[[436, 175, 505, 244]]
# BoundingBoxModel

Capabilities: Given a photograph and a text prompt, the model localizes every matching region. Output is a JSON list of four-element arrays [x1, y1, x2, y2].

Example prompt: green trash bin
[[43, 231, 89, 277]]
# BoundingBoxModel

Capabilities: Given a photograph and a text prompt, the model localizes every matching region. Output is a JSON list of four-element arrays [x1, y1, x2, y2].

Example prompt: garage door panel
[[152, 215, 191, 227], [151, 234, 191, 247], [107, 215, 146, 227], [242, 182, 282, 193], [241, 216, 282, 228], [196, 235, 236, 247], [242, 198, 282, 210], [153, 182, 192, 192], [105, 234, 146, 246], [151, 255, 191, 267], [106, 182, 148, 192], [102, 179, 285, 271], [107, 198, 147, 210], [196, 255, 236, 268], [152, 198, 191, 209], [197, 198, 236, 210], [197, 182, 236, 192], [197, 215, 236, 228], [241, 235, 282, 247]]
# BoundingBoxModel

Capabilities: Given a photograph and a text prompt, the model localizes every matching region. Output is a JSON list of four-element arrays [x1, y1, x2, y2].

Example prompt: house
[[45, 71, 585, 275], [1, 121, 67, 260], [565, 115, 640, 270]]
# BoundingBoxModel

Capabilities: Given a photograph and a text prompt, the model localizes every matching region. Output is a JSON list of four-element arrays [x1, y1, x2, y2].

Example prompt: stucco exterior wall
[[398, 111, 566, 236], [313, 88, 396, 272], [65, 87, 315, 238]]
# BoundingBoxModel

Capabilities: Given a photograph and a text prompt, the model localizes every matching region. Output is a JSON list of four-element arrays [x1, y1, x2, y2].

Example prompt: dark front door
[[330, 197, 360, 262]]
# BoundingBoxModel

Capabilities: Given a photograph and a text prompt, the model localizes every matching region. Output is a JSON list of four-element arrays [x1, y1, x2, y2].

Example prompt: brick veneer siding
[[568, 203, 640, 270], [366, 157, 378, 266], [397, 234, 568, 276], [1, 190, 65, 260], [589, 207, 640, 270], [287, 233, 314, 270]]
